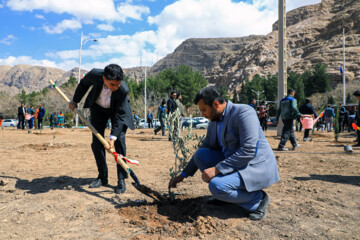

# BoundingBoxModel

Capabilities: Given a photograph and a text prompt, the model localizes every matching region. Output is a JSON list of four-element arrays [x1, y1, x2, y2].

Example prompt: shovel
[[49, 80, 164, 201]]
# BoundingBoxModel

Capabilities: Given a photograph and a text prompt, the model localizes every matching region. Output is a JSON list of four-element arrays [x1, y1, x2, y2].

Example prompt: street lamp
[[251, 90, 264, 107], [76, 31, 97, 128]]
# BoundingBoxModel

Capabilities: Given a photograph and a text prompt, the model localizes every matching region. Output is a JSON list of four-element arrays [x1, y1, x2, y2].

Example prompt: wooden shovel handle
[[49, 80, 130, 172]]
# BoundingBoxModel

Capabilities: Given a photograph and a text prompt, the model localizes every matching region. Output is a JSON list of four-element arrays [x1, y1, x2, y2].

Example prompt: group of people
[[275, 88, 360, 150], [248, 99, 269, 131], [16, 103, 67, 131], [17, 103, 46, 131], [153, 91, 185, 138], [67, 63, 279, 221]]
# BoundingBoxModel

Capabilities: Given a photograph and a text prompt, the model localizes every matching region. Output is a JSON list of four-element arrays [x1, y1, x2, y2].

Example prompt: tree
[[287, 71, 305, 104]]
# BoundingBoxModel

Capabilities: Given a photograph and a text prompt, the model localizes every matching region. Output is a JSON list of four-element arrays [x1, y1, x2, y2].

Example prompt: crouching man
[[169, 86, 280, 220]]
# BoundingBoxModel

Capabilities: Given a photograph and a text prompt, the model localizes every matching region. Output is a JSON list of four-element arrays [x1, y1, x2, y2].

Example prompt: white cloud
[[97, 24, 115, 32], [7, 0, 149, 22], [43, 19, 82, 34], [0, 35, 17, 45], [0, 56, 57, 68], [35, 14, 45, 20], [147, 0, 277, 56]]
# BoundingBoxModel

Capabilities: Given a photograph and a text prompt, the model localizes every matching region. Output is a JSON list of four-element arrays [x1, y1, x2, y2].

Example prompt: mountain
[[0, 0, 359, 95], [150, 0, 360, 91]]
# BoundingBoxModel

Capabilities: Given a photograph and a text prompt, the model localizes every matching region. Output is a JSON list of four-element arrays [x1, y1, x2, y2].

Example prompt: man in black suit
[[17, 102, 26, 130], [167, 91, 178, 141], [69, 64, 135, 194]]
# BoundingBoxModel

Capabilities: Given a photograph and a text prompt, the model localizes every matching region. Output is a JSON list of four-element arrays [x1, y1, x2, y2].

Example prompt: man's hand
[[105, 139, 115, 153], [202, 167, 220, 183], [69, 101, 78, 111], [168, 175, 184, 189]]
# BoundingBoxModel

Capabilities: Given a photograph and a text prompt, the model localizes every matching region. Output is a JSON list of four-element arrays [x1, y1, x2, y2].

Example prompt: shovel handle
[[49, 80, 133, 177]]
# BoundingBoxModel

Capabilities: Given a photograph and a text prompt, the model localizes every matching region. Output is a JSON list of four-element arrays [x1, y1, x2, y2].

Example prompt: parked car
[[193, 117, 208, 123], [182, 118, 201, 128], [139, 119, 161, 128], [267, 117, 277, 127], [2, 119, 18, 127], [196, 122, 208, 129]]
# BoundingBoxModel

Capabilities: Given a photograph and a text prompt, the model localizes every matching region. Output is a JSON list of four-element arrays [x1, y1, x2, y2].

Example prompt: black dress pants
[[278, 119, 297, 148], [90, 104, 128, 183]]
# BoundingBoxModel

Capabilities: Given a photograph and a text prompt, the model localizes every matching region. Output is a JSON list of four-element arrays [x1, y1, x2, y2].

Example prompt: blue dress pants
[[194, 148, 262, 211]]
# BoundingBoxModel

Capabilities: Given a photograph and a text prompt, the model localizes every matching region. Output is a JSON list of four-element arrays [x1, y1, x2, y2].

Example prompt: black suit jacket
[[72, 68, 135, 137], [18, 106, 26, 117], [167, 97, 177, 114]]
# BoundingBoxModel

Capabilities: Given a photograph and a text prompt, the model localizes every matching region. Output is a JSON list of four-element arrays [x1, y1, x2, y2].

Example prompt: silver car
[[2, 119, 18, 127]]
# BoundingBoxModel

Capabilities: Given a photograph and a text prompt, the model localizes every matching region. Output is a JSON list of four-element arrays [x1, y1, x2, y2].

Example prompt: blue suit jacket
[[182, 101, 280, 192]]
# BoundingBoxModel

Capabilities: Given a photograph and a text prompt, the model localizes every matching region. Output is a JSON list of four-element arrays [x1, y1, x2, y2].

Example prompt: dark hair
[[261, 101, 265, 105], [104, 64, 123, 81], [194, 86, 225, 106], [288, 88, 294, 95], [305, 98, 310, 103], [177, 92, 182, 98], [170, 91, 177, 96], [353, 90, 360, 97], [161, 99, 166, 105]]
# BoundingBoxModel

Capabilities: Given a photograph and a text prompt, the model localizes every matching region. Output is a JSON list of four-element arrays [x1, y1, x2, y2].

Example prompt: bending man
[[69, 64, 134, 194], [169, 87, 280, 220]]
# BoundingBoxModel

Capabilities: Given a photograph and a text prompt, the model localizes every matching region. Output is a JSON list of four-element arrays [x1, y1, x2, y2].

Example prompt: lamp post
[[76, 32, 97, 128], [251, 90, 264, 107], [335, 28, 346, 105]]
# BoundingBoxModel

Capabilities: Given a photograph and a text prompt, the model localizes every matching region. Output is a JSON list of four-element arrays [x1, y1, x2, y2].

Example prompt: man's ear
[[102, 76, 106, 83], [212, 100, 220, 110]]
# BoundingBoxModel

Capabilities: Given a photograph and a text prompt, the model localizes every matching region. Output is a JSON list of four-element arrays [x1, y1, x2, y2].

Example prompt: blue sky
[[0, 0, 321, 71]]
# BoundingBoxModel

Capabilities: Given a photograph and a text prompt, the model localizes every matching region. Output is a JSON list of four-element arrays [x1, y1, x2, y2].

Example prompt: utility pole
[[144, 67, 147, 121], [342, 28, 346, 105], [251, 90, 264, 107], [277, 0, 287, 136], [76, 32, 97, 128]]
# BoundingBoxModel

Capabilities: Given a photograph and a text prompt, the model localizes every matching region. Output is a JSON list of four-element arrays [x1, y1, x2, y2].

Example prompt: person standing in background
[[154, 99, 167, 136], [258, 101, 268, 131], [37, 104, 46, 129], [353, 91, 360, 147], [299, 99, 317, 141], [27, 106, 35, 132], [324, 104, 335, 132], [175, 92, 185, 118], [147, 110, 153, 128], [17, 102, 26, 130]]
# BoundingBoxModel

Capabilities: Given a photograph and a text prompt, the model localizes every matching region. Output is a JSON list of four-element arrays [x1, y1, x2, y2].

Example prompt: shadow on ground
[[294, 174, 360, 187]]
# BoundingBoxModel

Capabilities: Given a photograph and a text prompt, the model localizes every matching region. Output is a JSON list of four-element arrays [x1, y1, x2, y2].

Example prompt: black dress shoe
[[89, 178, 108, 188], [206, 197, 228, 205], [115, 179, 126, 194], [248, 191, 270, 221]]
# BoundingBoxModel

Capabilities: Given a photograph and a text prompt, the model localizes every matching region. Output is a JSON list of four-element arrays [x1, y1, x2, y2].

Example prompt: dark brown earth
[[0, 127, 359, 239]]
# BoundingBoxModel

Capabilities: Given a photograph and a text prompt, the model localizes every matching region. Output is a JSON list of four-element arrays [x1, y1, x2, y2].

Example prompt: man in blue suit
[[169, 86, 280, 220]]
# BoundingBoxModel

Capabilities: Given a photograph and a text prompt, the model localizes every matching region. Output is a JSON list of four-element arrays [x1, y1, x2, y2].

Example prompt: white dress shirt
[[95, 84, 117, 141]]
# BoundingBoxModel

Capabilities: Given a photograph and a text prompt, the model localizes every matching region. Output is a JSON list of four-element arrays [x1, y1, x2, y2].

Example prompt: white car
[[193, 117, 208, 123], [139, 119, 161, 128], [196, 122, 208, 129], [2, 119, 18, 127]]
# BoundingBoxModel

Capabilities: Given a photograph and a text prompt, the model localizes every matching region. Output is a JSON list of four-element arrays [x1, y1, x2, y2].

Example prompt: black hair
[[353, 90, 360, 97], [104, 64, 123, 81], [170, 91, 177, 96], [288, 88, 294, 95], [305, 98, 310, 103], [161, 99, 166, 105], [261, 101, 265, 105], [194, 86, 225, 106], [177, 92, 182, 98]]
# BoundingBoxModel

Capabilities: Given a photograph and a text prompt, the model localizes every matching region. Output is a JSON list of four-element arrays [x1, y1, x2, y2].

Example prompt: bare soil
[[0, 127, 359, 239]]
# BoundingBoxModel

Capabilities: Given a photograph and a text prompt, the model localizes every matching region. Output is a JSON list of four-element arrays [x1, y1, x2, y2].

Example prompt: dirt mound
[[24, 142, 71, 150], [118, 195, 243, 239]]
